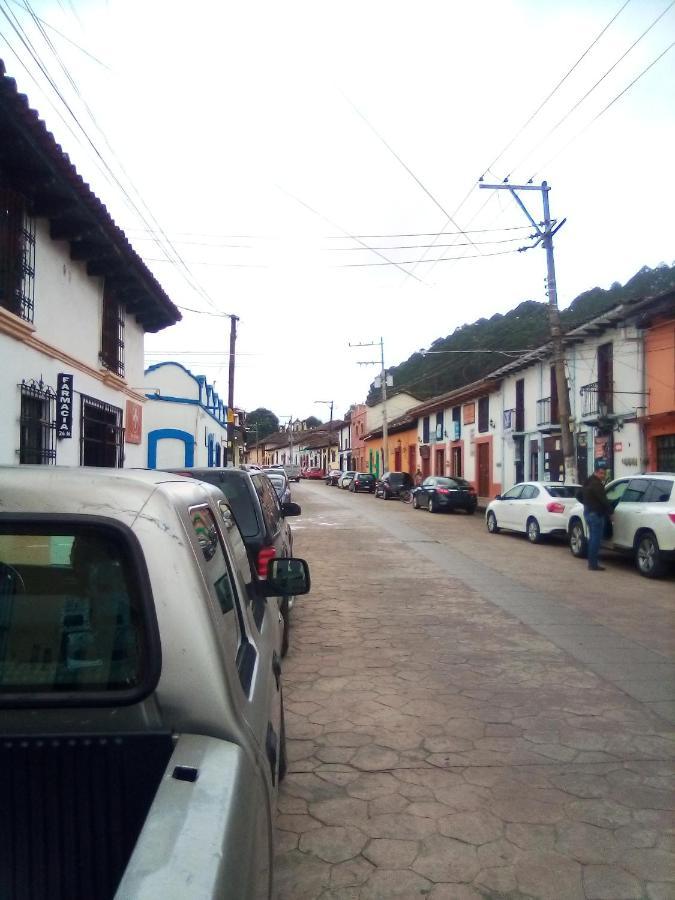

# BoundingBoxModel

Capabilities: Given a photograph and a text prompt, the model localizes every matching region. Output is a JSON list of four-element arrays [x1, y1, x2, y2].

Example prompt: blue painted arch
[[148, 428, 195, 469]]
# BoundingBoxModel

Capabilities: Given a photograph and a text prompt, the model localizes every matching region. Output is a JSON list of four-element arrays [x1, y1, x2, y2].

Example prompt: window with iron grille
[[19, 379, 56, 464], [0, 187, 36, 322], [80, 395, 124, 467], [100, 287, 125, 377]]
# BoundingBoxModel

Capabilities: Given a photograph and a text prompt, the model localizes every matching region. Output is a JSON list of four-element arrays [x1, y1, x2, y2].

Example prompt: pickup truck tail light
[[257, 546, 276, 578], [546, 501, 566, 514]]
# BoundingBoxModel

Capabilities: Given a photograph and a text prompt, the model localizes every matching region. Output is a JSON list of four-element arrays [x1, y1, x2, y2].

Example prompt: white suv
[[568, 473, 675, 578]]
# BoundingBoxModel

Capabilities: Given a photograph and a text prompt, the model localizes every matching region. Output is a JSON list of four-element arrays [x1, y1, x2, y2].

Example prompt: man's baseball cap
[[594, 460, 608, 470]]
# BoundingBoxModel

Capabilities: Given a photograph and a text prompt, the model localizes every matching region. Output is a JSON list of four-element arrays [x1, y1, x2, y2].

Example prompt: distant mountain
[[367, 263, 675, 404]]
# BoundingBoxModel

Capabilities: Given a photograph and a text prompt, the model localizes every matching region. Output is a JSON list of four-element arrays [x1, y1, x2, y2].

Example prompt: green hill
[[368, 263, 675, 404]]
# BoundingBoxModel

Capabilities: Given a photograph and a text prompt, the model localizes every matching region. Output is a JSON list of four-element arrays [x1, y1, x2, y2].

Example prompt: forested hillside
[[368, 263, 675, 404]]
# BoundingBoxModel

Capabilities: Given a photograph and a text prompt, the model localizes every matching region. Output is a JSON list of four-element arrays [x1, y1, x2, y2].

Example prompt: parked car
[[412, 476, 477, 514], [485, 481, 581, 543], [283, 464, 301, 483], [263, 469, 292, 505], [338, 471, 356, 489], [303, 467, 325, 480], [349, 472, 376, 493], [167, 467, 300, 654], [0, 466, 311, 899], [375, 471, 414, 500], [325, 469, 343, 486], [567, 473, 675, 578]]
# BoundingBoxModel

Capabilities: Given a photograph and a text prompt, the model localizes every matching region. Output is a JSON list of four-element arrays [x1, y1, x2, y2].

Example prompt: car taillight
[[546, 501, 565, 514], [436, 488, 450, 494], [257, 546, 276, 578], [467, 485, 476, 493], [668, 513, 675, 524]]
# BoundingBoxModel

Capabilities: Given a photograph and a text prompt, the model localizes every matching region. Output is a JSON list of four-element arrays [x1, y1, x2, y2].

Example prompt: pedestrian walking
[[414, 468, 423, 487], [581, 460, 613, 571]]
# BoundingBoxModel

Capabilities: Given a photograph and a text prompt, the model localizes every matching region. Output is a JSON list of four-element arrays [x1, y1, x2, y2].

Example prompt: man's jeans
[[584, 510, 605, 569]]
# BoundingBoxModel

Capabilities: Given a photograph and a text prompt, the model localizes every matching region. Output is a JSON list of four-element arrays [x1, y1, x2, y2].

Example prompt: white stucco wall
[[366, 392, 418, 432]]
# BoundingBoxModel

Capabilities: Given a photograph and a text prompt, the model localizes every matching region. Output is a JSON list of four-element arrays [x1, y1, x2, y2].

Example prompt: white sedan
[[485, 481, 580, 543]]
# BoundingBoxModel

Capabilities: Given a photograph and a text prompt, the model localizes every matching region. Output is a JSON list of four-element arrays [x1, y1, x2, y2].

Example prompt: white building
[[143, 362, 235, 469], [0, 62, 180, 468], [493, 295, 663, 491]]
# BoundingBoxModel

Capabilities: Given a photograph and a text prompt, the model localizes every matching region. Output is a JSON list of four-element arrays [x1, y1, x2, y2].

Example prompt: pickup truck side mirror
[[281, 502, 301, 517], [264, 558, 311, 596]]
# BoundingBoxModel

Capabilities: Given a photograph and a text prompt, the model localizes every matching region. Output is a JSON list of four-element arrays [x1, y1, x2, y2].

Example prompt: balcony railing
[[536, 397, 560, 427], [580, 381, 613, 417]]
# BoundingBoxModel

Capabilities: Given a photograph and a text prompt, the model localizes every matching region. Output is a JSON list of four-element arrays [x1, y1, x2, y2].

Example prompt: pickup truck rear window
[[0, 524, 155, 703]]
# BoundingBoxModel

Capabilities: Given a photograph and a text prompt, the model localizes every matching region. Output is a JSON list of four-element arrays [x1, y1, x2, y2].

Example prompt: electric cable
[[506, 0, 675, 179], [529, 40, 675, 180]]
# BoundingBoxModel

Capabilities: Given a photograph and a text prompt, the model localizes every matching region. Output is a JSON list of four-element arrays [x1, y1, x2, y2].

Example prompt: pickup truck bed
[[1, 732, 174, 900]]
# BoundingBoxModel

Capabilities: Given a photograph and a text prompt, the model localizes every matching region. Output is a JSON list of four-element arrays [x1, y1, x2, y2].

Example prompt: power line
[[276, 185, 427, 284], [325, 234, 530, 252], [506, 0, 675, 179], [6, 0, 111, 69], [326, 223, 534, 240], [530, 40, 675, 180], [335, 247, 521, 268], [405, 2, 637, 276], [0, 4, 231, 318], [483, 0, 632, 178], [342, 92, 483, 256]]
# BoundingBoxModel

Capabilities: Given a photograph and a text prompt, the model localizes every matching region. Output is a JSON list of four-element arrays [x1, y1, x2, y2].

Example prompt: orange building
[[363, 413, 418, 477], [643, 294, 675, 471]]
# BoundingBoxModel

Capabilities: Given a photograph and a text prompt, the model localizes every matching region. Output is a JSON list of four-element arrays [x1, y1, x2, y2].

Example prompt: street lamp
[[314, 400, 334, 473]]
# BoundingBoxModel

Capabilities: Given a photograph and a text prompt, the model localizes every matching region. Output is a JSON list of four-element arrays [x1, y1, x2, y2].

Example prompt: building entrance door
[[435, 448, 445, 476], [451, 446, 462, 477], [408, 445, 416, 475], [477, 442, 490, 496]]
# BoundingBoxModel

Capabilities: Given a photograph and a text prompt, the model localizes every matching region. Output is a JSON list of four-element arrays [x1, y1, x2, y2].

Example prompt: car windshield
[[545, 485, 580, 498], [357, 474, 374, 481]]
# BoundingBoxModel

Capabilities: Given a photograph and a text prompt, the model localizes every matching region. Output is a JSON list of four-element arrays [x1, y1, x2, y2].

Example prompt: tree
[[246, 407, 279, 441], [305, 416, 322, 429]]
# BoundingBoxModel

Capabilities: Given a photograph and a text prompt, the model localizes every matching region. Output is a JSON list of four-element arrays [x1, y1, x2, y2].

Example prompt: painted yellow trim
[[0, 307, 146, 403]]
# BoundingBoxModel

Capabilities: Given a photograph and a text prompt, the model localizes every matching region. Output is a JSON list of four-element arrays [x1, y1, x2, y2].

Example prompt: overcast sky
[[2, 0, 674, 421]]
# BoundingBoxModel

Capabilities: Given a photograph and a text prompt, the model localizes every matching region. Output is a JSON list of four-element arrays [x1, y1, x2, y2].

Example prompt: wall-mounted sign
[[452, 421, 460, 440], [56, 373, 73, 439], [125, 400, 143, 444]]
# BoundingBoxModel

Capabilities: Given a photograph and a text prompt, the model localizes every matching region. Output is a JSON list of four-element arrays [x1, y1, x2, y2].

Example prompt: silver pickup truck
[[0, 466, 310, 900]]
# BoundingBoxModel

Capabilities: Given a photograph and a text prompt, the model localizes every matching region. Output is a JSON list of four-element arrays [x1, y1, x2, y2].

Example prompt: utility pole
[[314, 400, 334, 472], [349, 337, 389, 476], [226, 314, 240, 467], [479, 180, 576, 483]]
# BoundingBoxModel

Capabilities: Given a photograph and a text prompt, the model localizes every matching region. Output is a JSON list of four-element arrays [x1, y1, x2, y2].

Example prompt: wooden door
[[477, 442, 490, 496], [435, 449, 445, 476], [408, 445, 416, 475], [451, 446, 462, 477]]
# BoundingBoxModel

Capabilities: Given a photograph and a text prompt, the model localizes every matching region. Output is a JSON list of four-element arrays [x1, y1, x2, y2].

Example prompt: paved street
[[276, 482, 675, 900]]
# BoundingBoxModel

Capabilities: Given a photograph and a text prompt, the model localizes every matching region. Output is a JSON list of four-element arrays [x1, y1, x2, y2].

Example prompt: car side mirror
[[494, 494, 502, 501], [264, 558, 311, 596], [281, 501, 301, 517]]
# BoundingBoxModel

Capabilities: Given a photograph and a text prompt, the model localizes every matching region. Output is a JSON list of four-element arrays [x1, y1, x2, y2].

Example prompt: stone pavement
[[276, 485, 675, 900]]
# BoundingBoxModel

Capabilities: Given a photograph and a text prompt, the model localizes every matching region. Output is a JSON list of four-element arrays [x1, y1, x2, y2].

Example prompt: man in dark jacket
[[581, 460, 613, 571]]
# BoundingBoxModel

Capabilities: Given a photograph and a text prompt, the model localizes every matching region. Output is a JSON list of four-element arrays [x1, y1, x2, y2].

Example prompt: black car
[[167, 467, 300, 655], [412, 476, 477, 514], [375, 471, 414, 500], [349, 472, 376, 493]]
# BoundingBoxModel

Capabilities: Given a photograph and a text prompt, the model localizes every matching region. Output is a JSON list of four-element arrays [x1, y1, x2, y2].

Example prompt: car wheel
[[635, 531, 666, 579], [412, 494, 420, 509], [349, 484, 355, 492], [486, 511, 500, 534], [569, 519, 588, 558], [428, 496, 436, 513], [465, 506, 476, 515], [527, 517, 542, 544], [280, 596, 291, 657]]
